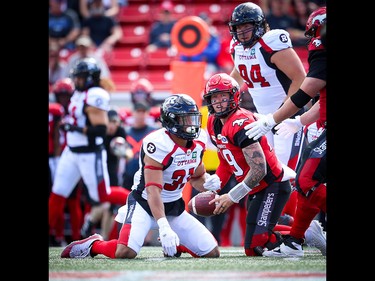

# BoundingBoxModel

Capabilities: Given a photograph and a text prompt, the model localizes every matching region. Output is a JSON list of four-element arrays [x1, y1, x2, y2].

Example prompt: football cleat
[[263, 235, 304, 257], [61, 234, 103, 258], [304, 219, 326, 256]]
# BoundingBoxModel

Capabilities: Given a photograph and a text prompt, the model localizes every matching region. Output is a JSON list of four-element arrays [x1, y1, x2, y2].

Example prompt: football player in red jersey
[[245, 6, 327, 257], [204, 73, 292, 256], [60, 94, 220, 259]]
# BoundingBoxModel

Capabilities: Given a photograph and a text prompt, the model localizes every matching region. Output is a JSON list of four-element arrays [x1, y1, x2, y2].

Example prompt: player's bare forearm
[[189, 163, 207, 192], [242, 143, 266, 188], [190, 177, 206, 192], [147, 185, 166, 221]]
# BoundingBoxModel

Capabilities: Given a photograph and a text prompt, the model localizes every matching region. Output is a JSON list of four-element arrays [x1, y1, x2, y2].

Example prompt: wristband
[[144, 165, 163, 171], [145, 182, 163, 189], [228, 181, 252, 203], [73, 126, 84, 133], [295, 115, 302, 126]]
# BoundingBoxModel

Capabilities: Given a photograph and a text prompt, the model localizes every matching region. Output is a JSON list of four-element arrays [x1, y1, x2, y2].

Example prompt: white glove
[[157, 217, 180, 257], [274, 116, 303, 139], [203, 173, 221, 192], [244, 113, 276, 140]]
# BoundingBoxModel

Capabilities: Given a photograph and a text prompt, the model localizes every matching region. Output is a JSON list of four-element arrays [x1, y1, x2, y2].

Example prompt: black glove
[[59, 123, 83, 133]]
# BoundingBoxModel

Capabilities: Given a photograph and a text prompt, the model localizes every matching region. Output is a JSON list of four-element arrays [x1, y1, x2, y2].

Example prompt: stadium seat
[[215, 23, 232, 41], [117, 4, 153, 25], [151, 3, 190, 21], [141, 70, 173, 91], [107, 47, 146, 71], [186, 3, 234, 25], [144, 48, 177, 71], [110, 70, 141, 91], [117, 25, 149, 48]]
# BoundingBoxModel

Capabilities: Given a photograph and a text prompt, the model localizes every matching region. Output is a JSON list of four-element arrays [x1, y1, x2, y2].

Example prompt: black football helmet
[[228, 2, 267, 48], [160, 94, 202, 141], [71, 58, 101, 91], [203, 73, 240, 118]]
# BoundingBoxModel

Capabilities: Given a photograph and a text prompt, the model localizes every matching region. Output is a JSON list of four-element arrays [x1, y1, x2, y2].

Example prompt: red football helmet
[[52, 78, 74, 96], [305, 6, 326, 39], [130, 78, 153, 106], [203, 73, 240, 118]]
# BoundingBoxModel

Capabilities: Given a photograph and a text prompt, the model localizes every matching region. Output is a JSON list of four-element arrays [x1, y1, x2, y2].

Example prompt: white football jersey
[[132, 128, 206, 203], [66, 87, 110, 147], [231, 29, 293, 114]]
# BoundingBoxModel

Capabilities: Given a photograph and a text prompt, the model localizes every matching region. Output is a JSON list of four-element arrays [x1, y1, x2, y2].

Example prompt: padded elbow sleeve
[[86, 124, 107, 138], [290, 89, 312, 108]]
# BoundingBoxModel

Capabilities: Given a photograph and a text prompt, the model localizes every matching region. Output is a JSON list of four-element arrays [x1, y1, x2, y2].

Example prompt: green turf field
[[49, 246, 326, 281]]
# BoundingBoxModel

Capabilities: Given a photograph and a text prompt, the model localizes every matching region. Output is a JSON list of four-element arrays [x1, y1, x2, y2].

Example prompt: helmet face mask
[[203, 73, 240, 118], [160, 94, 202, 141], [228, 2, 267, 48], [71, 58, 101, 91]]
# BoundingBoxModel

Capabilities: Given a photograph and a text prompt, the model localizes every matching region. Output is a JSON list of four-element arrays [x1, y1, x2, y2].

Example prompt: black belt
[[69, 144, 104, 153]]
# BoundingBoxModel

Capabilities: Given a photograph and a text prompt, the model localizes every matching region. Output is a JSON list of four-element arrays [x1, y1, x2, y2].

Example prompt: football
[[188, 191, 219, 217]]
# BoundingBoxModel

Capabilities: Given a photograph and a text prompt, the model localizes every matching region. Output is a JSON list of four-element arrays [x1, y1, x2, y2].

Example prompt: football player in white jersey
[[49, 58, 129, 240], [228, 2, 307, 173], [61, 94, 221, 259]]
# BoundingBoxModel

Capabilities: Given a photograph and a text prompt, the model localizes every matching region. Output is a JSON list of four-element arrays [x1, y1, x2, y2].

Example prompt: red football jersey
[[48, 102, 64, 155], [207, 108, 283, 194], [308, 36, 326, 128]]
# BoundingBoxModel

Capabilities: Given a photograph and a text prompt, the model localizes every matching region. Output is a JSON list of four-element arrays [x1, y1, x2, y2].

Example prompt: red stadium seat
[[110, 70, 142, 91], [117, 4, 153, 25], [141, 70, 173, 91], [151, 3, 190, 21], [117, 25, 149, 48], [215, 23, 232, 41], [110, 69, 173, 92], [188, 3, 233, 25], [144, 48, 177, 71], [107, 47, 146, 71]]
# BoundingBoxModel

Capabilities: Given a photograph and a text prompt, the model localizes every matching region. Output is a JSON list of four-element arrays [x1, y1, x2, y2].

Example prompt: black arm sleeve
[[86, 125, 107, 138], [290, 89, 312, 108]]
